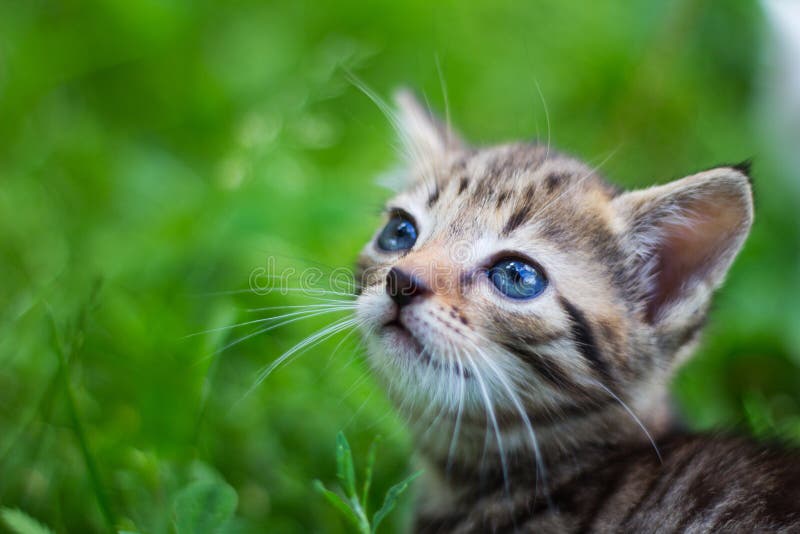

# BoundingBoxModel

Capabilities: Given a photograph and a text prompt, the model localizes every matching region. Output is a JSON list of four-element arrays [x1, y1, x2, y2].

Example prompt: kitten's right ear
[[394, 89, 465, 165], [612, 166, 754, 331]]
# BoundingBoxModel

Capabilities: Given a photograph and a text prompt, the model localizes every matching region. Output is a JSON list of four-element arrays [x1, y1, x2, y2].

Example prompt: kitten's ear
[[394, 88, 464, 163], [613, 166, 754, 329]]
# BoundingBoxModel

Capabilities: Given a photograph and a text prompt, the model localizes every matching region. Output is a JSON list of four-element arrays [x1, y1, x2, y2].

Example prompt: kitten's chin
[[380, 320, 425, 359]]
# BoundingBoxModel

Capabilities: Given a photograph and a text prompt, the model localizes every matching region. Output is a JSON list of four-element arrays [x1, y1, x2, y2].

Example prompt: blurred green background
[[1, 0, 799, 532]]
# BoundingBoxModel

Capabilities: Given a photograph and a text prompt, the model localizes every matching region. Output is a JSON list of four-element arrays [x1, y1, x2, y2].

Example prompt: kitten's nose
[[386, 267, 430, 307]]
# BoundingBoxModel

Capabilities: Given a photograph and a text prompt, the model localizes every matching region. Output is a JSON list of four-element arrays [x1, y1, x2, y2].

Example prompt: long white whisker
[[446, 338, 466, 473], [249, 317, 359, 389], [185, 306, 355, 339], [530, 147, 620, 222], [209, 308, 354, 359], [534, 80, 551, 163], [255, 289, 358, 300], [244, 273, 362, 294], [470, 342, 551, 506], [590, 379, 663, 463], [461, 350, 510, 491], [419, 341, 459, 443], [520, 150, 620, 247], [246, 301, 357, 313], [435, 54, 453, 148], [329, 325, 362, 364], [194, 287, 357, 298], [344, 70, 440, 195]]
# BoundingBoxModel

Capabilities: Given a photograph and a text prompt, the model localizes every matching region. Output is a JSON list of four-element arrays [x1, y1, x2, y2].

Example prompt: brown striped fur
[[354, 91, 799, 532]]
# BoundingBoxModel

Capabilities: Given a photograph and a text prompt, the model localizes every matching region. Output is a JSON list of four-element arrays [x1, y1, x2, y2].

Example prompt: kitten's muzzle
[[386, 267, 430, 307]]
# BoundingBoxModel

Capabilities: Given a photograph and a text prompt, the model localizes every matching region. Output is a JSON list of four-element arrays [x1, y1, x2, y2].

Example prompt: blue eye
[[377, 216, 418, 251], [489, 258, 548, 299]]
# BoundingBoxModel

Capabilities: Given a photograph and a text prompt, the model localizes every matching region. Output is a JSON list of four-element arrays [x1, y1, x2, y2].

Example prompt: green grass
[[1, 0, 799, 532], [314, 433, 421, 534]]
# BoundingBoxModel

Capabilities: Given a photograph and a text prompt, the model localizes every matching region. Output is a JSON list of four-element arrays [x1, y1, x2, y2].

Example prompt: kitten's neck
[[409, 383, 675, 492]]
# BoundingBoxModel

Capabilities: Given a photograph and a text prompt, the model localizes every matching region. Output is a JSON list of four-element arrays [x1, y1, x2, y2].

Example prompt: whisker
[[461, 351, 510, 492], [344, 69, 440, 194], [248, 317, 359, 390], [534, 80, 551, 163], [338, 367, 376, 406], [254, 287, 357, 298], [530, 147, 620, 222], [245, 302, 357, 313], [446, 338, 466, 473], [184, 305, 355, 339], [590, 379, 663, 463], [244, 273, 362, 292], [207, 308, 354, 359], [435, 54, 453, 148], [193, 287, 357, 298], [332, 324, 378, 404], [330, 325, 362, 361], [469, 342, 551, 507]]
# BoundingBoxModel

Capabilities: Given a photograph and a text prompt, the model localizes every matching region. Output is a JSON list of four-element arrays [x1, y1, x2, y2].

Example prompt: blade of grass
[[372, 470, 422, 532], [45, 287, 116, 533], [313, 481, 368, 533], [0, 371, 59, 474], [191, 303, 237, 445], [360, 435, 380, 511], [1, 507, 54, 534], [335, 432, 357, 497]]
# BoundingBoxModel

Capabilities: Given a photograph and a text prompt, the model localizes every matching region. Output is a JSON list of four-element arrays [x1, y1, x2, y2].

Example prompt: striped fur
[[353, 91, 798, 532]]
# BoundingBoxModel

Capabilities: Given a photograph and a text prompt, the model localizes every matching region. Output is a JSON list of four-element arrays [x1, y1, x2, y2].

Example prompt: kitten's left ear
[[394, 89, 465, 163], [613, 166, 754, 331]]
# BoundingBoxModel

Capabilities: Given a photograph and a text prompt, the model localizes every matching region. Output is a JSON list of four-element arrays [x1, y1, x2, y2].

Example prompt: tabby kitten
[[353, 91, 800, 533]]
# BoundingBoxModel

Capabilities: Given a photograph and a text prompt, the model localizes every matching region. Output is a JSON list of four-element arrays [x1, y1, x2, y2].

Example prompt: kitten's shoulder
[[610, 431, 800, 532]]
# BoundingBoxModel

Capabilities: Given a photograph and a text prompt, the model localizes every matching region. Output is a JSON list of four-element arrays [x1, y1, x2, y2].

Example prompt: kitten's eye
[[489, 258, 548, 299], [377, 215, 418, 251]]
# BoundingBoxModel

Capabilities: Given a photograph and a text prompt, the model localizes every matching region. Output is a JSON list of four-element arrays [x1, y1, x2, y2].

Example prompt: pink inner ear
[[645, 194, 743, 323]]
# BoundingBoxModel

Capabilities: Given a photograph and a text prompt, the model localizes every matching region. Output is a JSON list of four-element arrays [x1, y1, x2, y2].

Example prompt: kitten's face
[[357, 146, 627, 417], [355, 92, 753, 463]]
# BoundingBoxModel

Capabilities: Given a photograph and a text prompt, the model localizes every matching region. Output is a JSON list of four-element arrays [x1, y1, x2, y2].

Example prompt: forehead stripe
[[457, 176, 470, 195], [427, 184, 440, 207], [501, 205, 531, 236]]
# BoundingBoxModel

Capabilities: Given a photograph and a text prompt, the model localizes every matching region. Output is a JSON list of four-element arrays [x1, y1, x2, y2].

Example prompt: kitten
[[353, 91, 800, 533]]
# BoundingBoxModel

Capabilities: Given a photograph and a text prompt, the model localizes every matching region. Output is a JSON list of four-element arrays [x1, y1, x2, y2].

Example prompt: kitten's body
[[415, 433, 800, 533], [353, 92, 800, 532]]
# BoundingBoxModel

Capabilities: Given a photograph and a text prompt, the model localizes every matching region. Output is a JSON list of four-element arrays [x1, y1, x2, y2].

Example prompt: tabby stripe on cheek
[[559, 296, 609, 379], [499, 341, 580, 393]]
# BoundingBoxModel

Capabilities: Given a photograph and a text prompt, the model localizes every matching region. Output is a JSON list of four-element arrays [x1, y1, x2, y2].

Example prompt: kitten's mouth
[[381, 318, 425, 354], [380, 318, 468, 377]]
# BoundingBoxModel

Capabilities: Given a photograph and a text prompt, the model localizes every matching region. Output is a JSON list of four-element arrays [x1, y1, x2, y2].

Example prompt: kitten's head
[[355, 91, 753, 468]]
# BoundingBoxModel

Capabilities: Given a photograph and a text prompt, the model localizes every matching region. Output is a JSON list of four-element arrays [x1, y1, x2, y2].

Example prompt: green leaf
[[335, 431, 357, 497], [0, 508, 54, 534], [361, 435, 381, 510], [371, 470, 423, 532], [173, 479, 238, 534], [313, 480, 363, 529]]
